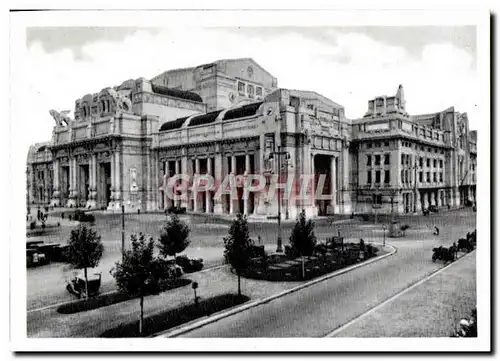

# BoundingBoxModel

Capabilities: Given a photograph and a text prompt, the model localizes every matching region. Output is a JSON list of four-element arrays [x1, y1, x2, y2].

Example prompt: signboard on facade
[[130, 168, 138, 193]]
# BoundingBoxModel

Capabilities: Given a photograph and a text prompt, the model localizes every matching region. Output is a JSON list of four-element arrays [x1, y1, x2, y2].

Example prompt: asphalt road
[[178, 210, 476, 337], [26, 208, 474, 311]]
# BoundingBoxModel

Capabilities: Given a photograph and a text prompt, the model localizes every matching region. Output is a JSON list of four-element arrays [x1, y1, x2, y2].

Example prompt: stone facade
[[26, 59, 477, 217]]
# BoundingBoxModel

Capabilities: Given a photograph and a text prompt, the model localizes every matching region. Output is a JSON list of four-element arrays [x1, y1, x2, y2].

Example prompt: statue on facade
[[49, 109, 72, 127], [103, 88, 132, 113]]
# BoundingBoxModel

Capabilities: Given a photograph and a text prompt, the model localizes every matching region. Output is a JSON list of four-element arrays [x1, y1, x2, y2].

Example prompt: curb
[[324, 248, 476, 337], [156, 242, 397, 338], [27, 264, 227, 314]]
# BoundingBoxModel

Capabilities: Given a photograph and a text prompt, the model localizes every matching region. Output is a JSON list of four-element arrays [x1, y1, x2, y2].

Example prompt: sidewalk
[[332, 250, 477, 337], [27, 242, 393, 338]]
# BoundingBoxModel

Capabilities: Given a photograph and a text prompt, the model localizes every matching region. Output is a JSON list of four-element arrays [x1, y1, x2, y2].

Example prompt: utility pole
[[121, 204, 125, 260], [277, 145, 282, 253]]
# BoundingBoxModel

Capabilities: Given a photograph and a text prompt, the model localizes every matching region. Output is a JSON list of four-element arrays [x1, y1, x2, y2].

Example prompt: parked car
[[26, 248, 48, 267], [66, 271, 102, 299], [175, 255, 204, 273]]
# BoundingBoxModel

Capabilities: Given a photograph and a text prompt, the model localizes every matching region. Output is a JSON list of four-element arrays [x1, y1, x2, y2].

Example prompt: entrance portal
[[314, 154, 333, 216], [98, 162, 112, 208], [79, 164, 89, 207]]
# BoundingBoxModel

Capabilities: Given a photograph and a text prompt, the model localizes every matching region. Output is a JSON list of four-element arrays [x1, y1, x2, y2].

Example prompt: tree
[[111, 233, 162, 336], [157, 215, 191, 259], [223, 214, 253, 297], [289, 210, 317, 278], [67, 224, 104, 300]]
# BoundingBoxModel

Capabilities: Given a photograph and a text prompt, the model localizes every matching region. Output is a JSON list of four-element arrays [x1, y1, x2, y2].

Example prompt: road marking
[[324, 250, 475, 337], [27, 264, 227, 314]]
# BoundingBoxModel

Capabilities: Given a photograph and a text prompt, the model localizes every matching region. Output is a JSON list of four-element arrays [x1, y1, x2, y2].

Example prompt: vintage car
[[26, 248, 48, 267], [428, 205, 439, 213], [66, 270, 102, 299], [432, 246, 456, 263]]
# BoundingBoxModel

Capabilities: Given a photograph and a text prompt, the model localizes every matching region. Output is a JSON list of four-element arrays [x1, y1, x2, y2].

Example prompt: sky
[[23, 26, 478, 148]]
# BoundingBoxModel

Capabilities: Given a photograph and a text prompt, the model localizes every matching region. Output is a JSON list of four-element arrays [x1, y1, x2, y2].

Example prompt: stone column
[[193, 158, 200, 212], [181, 153, 190, 210], [114, 149, 122, 209], [51, 158, 61, 207], [67, 157, 76, 208], [213, 152, 224, 214], [86, 154, 98, 209], [342, 148, 351, 214], [243, 154, 251, 215], [230, 155, 237, 214], [206, 157, 213, 213], [414, 190, 421, 213], [453, 187, 461, 207], [311, 154, 317, 216], [330, 155, 337, 214], [175, 159, 181, 207], [164, 161, 170, 210], [423, 191, 429, 209]]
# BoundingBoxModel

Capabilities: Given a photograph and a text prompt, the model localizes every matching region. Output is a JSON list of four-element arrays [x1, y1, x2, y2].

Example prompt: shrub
[[313, 243, 328, 256], [365, 244, 378, 258], [167, 206, 187, 215]]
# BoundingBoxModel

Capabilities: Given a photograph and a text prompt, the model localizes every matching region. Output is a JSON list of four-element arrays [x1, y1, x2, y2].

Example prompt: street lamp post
[[268, 144, 291, 253], [382, 224, 387, 247], [121, 204, 125, 260]]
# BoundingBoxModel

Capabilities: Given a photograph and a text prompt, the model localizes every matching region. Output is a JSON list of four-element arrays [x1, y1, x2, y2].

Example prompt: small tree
[[111, 233, 161, 336], [223, 214, 253, 297], [289, 210, 317, 278], [157, 215, 191, 259], [67, 224, 104, 300]]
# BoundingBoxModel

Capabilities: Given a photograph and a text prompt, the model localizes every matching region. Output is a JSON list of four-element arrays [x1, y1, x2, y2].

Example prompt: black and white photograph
[[8, 6, 491, 353]]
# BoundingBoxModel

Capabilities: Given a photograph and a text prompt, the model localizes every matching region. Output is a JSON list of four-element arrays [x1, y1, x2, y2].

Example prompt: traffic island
[[57, 278, 192, 314], [100, 294, 250, 338], [243, 243, 385, 282]]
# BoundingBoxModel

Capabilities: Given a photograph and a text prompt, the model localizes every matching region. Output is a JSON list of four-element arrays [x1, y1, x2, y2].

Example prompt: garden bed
[[57, 278, 192, 314], [243, 243, 383, 282], [100, 293, 250, 338]]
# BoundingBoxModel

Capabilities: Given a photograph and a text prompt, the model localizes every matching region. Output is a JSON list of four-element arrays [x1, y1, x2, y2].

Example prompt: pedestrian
[[435, 226, 440, 236], [448, 204, 451, 210]]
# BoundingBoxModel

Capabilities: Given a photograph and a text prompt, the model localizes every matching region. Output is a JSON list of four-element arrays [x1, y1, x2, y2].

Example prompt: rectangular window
[[405, 170, 409, 183], [384, 154, 390, 165], [375, 141, 381, 148], [439, 173, 443, 182], [419, 171, 423, 182], [419, 157, 423, 167], [406, 155, 410, 165], [238, 81, 245, 93], [426, 158, 430, 167], [426, 172, 430, 183], [401, 170, 404, 183], [247, 84, 254, 98], [256, 87, 262, 96], [367, 171, 372, 184], [375, 170, 381, 183], [375, 155, 381, 165], [384, 170, 390, 183], [367, 155, 372, 166], [433, 159, 437, 167], [401, 154, 404, 165], [428, 147, 431, 152], [384, 141, 389, 147], [439, 159, 443, 168], [433, 172, 437, 182], [367, 143, 372, 149]]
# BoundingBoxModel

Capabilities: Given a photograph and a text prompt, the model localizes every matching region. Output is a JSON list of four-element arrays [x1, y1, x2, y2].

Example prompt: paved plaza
[[27, 207, 476, 338]]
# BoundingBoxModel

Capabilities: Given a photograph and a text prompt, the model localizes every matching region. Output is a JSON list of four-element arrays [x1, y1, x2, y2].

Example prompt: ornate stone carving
[[49, 110, 72, 127], [102, 88, 133, 114]]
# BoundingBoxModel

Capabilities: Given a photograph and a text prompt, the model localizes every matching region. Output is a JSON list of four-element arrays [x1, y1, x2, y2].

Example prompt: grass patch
[[57, 278, 192, 314], [100, 293, 250, 338]]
